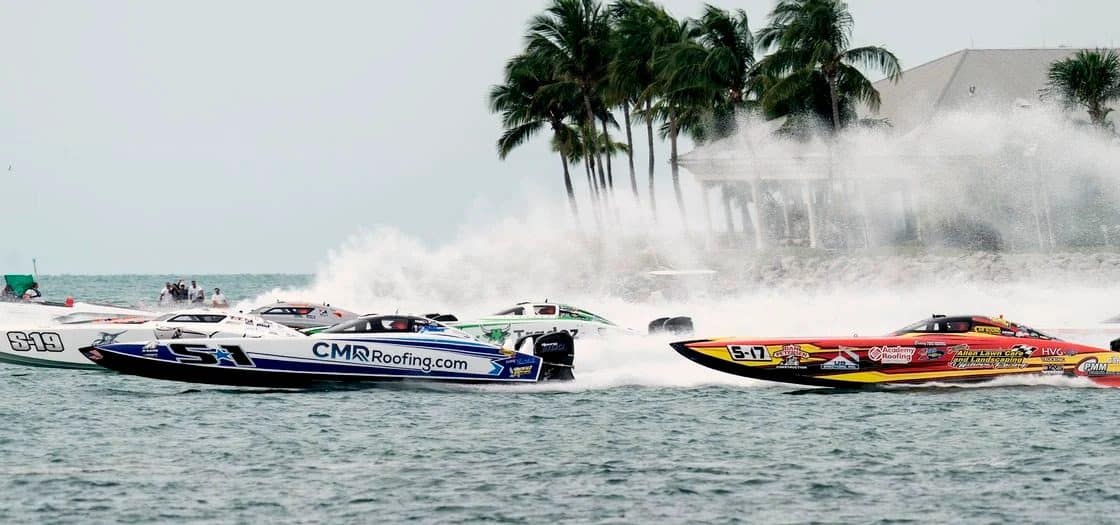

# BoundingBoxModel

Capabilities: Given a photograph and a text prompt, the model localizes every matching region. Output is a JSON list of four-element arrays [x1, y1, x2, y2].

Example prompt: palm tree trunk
[[600, 117, 614, 193], [559, 153, 577, 217], [827, 73, 841, 132], [645, 99, 657, 217], [669, 111, 686, 220], [584, 156, 598, 201], [582, 90, 608, 195], [623, 103, 638, 200]]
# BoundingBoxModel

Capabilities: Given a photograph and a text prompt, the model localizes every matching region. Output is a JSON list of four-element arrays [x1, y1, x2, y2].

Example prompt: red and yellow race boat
[[671, 315, 1120, 388]]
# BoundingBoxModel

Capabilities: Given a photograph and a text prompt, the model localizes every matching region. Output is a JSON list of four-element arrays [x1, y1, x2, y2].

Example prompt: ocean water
[[1, 273, 1119, 524]]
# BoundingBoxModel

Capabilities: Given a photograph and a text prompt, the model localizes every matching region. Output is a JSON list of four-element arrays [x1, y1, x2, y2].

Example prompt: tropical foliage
[[1044, 49, 1120, 128], [489, 0, 900, 221]]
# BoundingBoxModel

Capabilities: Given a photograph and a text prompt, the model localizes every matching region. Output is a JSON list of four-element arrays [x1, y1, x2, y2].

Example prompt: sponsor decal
[[170, 344, 256, 367], [1040, 347, 1075, 357], [91, 331, 124, 346], [479, 325, 579, 343], [6, 331, 64, 352], [1041, 356, 1066, 363], [1042, 364, 1065, 375], [774, 346, 808, 369], [914, 341, 946, 347], [311, 342, 469, 373], [918, 347, 946, 361], [727, 345, 771, 362], [1077, 356, 1120, 377], [820, 349, 860, 371], [509, 365, 534, 378], [948, 347, 1030, 369], [973, 326, 1001, 335], [868, 346, 916, 364]]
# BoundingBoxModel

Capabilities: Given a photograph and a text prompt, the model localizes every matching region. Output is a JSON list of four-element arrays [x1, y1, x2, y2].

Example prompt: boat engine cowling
[[1110, 337, 1120, 352], [517, 331, 575, 381], [648, 316, 694, 336]]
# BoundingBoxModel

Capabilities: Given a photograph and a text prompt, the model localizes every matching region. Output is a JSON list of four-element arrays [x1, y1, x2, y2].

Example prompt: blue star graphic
[[213, 349, 233, 362]]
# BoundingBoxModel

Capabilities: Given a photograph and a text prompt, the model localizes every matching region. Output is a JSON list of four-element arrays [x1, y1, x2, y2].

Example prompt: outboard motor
[[520, 331, 575, 381], [1110, 337, 1120, 352], [649, 316, 694, 335], [664, 316, 694, 335]]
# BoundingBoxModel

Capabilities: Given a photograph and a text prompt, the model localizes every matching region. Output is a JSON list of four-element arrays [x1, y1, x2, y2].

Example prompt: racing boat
[[0, 299, 152, 326], [249, 301, 358, 329], [1, 309, 302, 369], [671, 314, 1120, 388], [428, 301, 692, 344], [79, 314, 575, 387]]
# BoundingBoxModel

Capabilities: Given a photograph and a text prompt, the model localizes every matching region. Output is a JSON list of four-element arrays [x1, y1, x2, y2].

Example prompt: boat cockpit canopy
[[154, 313, 228, 323], [321, 315, 467, 337], [890, 315, 1058, 340]]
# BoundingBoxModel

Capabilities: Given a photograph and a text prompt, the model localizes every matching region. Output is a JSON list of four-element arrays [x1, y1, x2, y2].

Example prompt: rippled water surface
[[2, 275, 1118, 524], [3, 371, 1117, 524]]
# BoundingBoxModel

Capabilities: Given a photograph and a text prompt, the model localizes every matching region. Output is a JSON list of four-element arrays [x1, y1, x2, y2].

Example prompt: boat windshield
[[559, 306, 615, 326], [321, 315, 470, 338]]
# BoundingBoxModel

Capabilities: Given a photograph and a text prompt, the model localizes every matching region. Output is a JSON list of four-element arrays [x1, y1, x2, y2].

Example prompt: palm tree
[[693, 5, 755, 109], [648, 17, 717, 219], [489, 54, 583, 216], [609, 0, 679, 215], [526, 0, 613, 197], [757, 0, 901, 131], [1043, 49, 1120, 128]]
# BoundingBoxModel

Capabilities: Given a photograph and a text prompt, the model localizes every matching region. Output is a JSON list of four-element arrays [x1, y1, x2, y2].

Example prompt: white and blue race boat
[[80, 314, 575, 387]]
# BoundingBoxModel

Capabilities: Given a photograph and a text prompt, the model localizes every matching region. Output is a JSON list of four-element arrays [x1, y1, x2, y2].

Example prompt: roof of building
[[679, 48, 1105, 182], [864, 48, 1102, 134]]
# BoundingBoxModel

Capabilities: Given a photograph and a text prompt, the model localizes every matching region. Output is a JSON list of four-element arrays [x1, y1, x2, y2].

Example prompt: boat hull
[[672, 334, 1120, 388], [82, 335, 548, 388]]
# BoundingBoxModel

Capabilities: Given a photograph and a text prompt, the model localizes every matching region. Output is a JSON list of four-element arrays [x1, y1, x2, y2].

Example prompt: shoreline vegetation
[[491, 0, 1120, 254], [490, 0, 901, 224]]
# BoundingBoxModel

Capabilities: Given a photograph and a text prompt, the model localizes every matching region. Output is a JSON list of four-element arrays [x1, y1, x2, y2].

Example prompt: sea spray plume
[[684, 105, 1120, 250], [251, 205, 715, 316], [248, 108, 1120, 339]]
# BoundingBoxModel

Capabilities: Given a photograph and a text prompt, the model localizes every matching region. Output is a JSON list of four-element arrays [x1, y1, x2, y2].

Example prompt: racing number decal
[[169, 344, 255, 366], [727, 345, 771, 362], [6, 332, 65, 352]]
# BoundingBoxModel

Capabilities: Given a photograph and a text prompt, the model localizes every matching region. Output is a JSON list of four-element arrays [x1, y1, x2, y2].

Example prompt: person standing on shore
[[159, 282, 174, 306], [189, 280, 204, 304], [211, 288, 228, 308]]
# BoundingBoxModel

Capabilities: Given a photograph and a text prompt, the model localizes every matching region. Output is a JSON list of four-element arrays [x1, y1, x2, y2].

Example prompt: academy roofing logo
[[821, 348, 860, 371], [868, 346, 916, 364]]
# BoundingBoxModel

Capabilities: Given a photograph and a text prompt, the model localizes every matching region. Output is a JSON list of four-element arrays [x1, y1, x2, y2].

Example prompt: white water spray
[[248, 109, 1120, 390]]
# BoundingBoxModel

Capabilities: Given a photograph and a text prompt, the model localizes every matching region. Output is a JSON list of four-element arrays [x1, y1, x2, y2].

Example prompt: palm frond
[[497, 121, 545, 159], [842, 45, 902, 82]]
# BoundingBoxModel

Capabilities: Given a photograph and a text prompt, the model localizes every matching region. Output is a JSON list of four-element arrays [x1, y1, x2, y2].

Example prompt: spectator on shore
[[174, 280, 188, 302], [211, 288, 228, 308], [159, 282, 174, 305], [189, 280, 204, 304]]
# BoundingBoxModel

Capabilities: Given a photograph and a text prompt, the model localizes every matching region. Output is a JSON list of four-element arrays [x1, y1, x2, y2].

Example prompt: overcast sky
[[1, 0, 1116, 274]]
